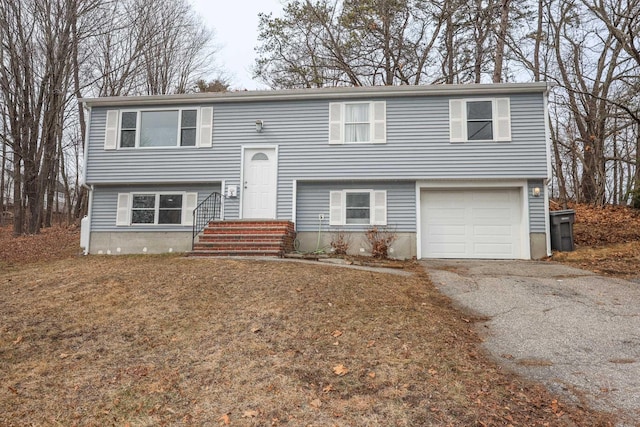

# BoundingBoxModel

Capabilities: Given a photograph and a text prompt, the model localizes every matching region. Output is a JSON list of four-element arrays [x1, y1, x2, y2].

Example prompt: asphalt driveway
[[422, 259, 640, 426]]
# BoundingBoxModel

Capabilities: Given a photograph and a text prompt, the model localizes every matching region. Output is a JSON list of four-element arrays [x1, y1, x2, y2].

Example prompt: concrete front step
[[193, 242, 284, 251], [198, 233, 289, 242], [189, 249, 283, 257]]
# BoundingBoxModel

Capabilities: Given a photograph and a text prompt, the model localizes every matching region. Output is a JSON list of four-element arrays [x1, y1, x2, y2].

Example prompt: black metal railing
[[192, 191, 222, 250]]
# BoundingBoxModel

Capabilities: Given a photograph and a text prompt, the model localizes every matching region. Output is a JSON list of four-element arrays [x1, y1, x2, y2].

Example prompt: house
[[79, 83, 552, 259]]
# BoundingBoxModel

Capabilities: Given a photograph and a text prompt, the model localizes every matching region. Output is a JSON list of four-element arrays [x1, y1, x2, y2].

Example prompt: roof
[[79, 82, 551, 107]]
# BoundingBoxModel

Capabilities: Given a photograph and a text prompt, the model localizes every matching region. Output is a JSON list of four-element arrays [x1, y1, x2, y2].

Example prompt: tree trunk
[[493, 0, 511, 83]]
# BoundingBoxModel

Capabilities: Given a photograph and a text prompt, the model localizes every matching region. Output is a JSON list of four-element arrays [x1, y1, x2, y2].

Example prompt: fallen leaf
[[332, 341, 339, 346], [368, 372, 376, 379], [251, 327, 261, 333], [310, 398, 322, 408], [322, 384, 334, 393], [331, 330, 343, 338], [333, 364, 349, 376], [428, 368, 437, 375], [13, 336, 22, 345], [366, 340, 376, 348], [59, 353, 70, 359], [218, 413, 230, 425], [550, 399, 559, 414], [242, 410, 258, 418]]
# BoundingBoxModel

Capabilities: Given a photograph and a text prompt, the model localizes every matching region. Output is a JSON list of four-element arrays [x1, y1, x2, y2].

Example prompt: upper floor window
[[329, 101, 386, 145], [449, 98, 511, 143], [104, 107, 213, 150]]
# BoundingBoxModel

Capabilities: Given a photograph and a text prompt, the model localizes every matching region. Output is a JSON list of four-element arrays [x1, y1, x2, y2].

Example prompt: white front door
[[242, 147, 277, 218]]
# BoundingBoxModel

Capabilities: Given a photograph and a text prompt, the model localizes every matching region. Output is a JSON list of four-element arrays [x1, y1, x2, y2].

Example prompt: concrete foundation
[[295, 231, 417, 260], [529, 232, 548, 260], [89, 231, 192, 255]]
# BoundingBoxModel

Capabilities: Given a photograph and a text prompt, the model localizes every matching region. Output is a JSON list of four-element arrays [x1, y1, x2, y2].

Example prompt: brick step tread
[[203, 225, 293, 231], [207, 222, 294, 228], [198, 234, 293, 242], [203, 231, 293, 237], [209, 219, 293, 225], [194, 242, 284, 249], [189, 250, 283, 257]]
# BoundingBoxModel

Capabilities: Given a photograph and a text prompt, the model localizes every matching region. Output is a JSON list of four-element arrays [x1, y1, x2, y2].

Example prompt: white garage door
[[420, 188, 523, 259]]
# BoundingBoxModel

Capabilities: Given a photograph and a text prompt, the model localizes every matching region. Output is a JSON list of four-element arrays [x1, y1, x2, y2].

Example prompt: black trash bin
[[549, 209, 575, 251]]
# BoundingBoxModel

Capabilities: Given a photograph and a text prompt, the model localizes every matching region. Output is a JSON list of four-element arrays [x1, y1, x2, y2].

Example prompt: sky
[[190, 0, 284, 90]]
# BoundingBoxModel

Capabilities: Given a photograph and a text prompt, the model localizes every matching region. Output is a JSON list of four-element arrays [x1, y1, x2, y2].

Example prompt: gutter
[[79, 82, 551, 108]]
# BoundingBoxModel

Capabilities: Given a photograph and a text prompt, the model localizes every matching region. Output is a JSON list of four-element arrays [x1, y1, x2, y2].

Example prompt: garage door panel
[[421, 188, 523, 259], [427, 207, 465, 219], [428, 243, 467, 257], [473, 243, 514, 256], [473, 225, 513, 237], [428, 225, 466, 236]]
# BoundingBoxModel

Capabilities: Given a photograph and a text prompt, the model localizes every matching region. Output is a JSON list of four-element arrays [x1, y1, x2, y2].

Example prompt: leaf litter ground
[[550, 203, 640, 278], [0, 226, 616, 425]]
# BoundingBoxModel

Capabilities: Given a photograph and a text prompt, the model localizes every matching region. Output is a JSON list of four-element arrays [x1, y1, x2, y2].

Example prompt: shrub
[[365, 226, 397, 259], [330, 230, 350, 255]]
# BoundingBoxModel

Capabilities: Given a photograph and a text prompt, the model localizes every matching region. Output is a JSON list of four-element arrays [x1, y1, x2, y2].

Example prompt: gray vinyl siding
[[528, 179, 546, 233], [296, 181, 415, 232], [86, 91, 548, 222], [90, 183, 220, 231]]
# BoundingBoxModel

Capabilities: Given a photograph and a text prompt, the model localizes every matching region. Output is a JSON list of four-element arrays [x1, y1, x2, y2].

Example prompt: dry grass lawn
[[0, 226, 616, 426]]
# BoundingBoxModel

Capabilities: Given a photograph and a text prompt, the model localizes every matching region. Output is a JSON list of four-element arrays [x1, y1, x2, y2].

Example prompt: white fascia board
[[79, 82, 551, 108]]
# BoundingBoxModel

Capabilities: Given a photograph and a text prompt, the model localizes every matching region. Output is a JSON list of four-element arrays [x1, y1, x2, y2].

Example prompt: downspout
[[543, 83, 553, 256], [81, 104, 93, 255], [82, 184, 94, 255]]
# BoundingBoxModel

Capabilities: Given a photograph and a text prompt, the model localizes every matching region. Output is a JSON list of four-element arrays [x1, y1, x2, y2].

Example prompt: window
[[120, 112, 137, 148], [345, 192, 370, 224], [466, 101, 493, 140], [329, 101, 386, 144], [130, 193, 183, 224], [117, 192, 198, 226], [449, 98, 511, 143], [344, 104, 370, 143], [140, 111, 180, 147], [329, 190, 387, 226], [104, 107, 213, 150], [181, 110, 197, 146]]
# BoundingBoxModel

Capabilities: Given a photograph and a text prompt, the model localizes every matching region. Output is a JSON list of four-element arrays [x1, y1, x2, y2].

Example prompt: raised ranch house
[[79, 83, 552, 259]]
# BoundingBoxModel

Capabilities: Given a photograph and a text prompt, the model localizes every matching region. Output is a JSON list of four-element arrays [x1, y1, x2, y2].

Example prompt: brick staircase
[[189, 220, 296, 257]]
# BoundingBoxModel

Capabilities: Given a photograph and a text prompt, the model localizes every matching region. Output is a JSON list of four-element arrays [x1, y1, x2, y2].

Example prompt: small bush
[[330, 230, 350, 255], [365, 226, 397, 259]]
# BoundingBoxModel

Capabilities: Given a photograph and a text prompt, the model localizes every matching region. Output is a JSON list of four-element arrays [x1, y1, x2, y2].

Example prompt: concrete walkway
[[422, 260, 640, 426]]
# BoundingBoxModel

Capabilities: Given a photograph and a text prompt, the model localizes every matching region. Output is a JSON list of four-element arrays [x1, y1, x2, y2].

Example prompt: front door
[[242, 147, 277, 218]]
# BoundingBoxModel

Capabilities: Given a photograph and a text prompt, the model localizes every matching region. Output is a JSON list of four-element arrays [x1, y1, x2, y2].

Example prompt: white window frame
[[116, 191, 198, 226], [329, 101, 386, 145], [449, 98, 511, 143], [113, 107, 204, 149], [329, 189, 387, 226]]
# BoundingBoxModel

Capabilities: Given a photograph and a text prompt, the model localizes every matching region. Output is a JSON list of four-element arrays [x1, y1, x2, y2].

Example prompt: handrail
[[192, 191, 222, 250]]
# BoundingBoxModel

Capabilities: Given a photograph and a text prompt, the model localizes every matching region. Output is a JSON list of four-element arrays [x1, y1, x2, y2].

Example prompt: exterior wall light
[[255, 120, 264, 132], [532, 187, 541, 197]]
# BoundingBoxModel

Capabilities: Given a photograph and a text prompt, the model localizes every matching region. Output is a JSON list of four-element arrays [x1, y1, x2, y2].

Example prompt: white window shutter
[[495, 98, 511, 141], [329, 191, 344, 225], [449, 99, 465, 143], [115, 193, 131, 226], [183, 192, 198, 226], [372, 101, 386, 144], [329, 103, 343, 145], [199, 107, 213, 148], [372, 190, 387, 225], [104, 110, 119, 150]]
